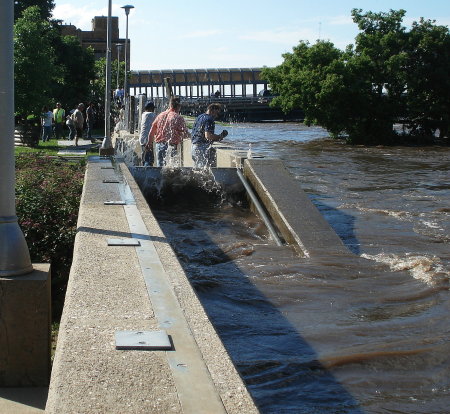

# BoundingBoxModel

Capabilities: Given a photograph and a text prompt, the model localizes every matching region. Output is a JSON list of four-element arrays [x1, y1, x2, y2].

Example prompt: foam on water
[[361, 252, 449, 285]]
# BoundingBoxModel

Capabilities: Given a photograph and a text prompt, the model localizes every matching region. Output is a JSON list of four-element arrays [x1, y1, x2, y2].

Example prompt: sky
[[52, 0, 450, 70]]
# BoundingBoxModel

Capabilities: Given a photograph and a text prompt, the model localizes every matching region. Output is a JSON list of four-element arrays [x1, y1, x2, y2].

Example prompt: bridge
[[129, 68, 303, 121], [129, 68, 268, 99]]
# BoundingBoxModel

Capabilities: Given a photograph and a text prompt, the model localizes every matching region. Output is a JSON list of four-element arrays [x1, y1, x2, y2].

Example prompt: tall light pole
[[0, 0, 33, 276], [116, 43, 123, 90], [121, 4, 134, 130], [100, 0, 113, 151]]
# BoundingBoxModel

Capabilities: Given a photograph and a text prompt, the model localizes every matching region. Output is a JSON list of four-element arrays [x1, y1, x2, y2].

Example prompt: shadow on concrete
[[77, 226, 168, 244], [0, 387, 47, 412], [147, 191, 365, 414]]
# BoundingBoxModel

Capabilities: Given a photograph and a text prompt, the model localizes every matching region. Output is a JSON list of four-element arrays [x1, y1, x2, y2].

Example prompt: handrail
[[236, 168, 283, 246]]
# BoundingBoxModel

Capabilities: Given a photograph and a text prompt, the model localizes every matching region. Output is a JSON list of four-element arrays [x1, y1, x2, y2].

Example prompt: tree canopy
[[14, 0, 54, 21], [14, 6, 58, 118], [262, 9, 450, 144], [14, 4, 97, 119]]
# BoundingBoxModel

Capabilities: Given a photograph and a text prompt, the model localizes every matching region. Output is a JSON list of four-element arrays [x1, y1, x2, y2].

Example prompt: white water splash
[[361, 252, 449, 285]]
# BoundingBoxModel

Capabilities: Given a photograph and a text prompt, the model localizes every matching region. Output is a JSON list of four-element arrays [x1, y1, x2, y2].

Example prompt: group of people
[[40, 102, 96, 146], [139, 97, 228, 168]]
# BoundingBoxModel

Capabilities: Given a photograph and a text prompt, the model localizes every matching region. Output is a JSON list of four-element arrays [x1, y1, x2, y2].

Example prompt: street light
[[0, 0, 33, 276], [115, 43, 123, 90], [100, 0, 113, 152], [121, 4, 134, 130]]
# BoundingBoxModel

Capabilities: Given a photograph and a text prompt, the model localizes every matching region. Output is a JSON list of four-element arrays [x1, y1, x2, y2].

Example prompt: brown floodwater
[[145, 122, 450, 414]]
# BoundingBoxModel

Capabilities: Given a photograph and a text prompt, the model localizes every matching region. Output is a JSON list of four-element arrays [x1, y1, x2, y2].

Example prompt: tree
[[52, 33, 96, 111], [14, 0, 54, 21], [262, 9, 449, 145], [91, 57, 127, 104], [14, 6, 58, 119], [405, 19, 450, 140]]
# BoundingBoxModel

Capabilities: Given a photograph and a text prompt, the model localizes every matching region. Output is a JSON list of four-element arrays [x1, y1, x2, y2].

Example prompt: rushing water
[[146, 122, 450, 414]]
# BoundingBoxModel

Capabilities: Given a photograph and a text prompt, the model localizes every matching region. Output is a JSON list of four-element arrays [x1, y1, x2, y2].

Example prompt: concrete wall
[[46, 157, 259, 414]]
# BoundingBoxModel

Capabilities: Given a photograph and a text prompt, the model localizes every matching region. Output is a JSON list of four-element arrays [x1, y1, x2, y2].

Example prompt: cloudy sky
[[52, 0, 450, 70]]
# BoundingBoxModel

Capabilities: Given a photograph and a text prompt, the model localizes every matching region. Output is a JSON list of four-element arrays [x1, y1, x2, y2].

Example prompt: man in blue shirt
[[191, 103, 228, 168]]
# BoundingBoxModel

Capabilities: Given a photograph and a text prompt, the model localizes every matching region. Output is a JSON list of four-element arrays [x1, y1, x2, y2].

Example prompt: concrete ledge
[[46, 157, 259, 413], [0, 263, 51, 387], [244, 158, 350, 257]]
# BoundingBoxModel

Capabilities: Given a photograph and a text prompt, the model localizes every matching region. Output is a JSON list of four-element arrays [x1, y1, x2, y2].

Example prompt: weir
[[46, 133, 353, 413]]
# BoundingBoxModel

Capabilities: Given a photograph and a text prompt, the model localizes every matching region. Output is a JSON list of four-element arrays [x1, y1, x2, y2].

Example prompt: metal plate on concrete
[[104, 200, 126, 205], [106, 238, 140, 246], [115, 330, 172, 350], [103, 179, 120, 183]]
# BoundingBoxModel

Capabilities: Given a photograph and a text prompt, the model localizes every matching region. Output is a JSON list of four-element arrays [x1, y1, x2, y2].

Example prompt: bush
[[15, 153, 85, 320]]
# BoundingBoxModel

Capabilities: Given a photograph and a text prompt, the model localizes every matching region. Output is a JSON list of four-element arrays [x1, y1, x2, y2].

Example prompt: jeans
[[155, 142, 177, 167], [42, 125, 52, 142], [87, 122, 94, 140], [54, 122, 64, 140], [141, 144, 154, 166], [68, 124, 76, 141]]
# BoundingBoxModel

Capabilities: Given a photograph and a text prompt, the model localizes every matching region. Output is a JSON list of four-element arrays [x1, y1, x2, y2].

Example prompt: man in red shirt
[[147, 97, 189, 167]]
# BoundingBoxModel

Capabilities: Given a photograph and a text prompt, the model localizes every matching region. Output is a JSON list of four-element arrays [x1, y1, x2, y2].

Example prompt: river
[[147, 122, 450, 414]]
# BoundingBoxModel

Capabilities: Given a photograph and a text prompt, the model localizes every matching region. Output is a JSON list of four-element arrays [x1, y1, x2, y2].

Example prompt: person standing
[[72, 103, 85, 146], [66, 109, 76, 142], [139, 101, 156, 166], [86, 102, 95, 143], [191, 103, 228, 168], [52, 102, 65, 140], [147, 97, 189, 167], [40, 106, 53, 142]]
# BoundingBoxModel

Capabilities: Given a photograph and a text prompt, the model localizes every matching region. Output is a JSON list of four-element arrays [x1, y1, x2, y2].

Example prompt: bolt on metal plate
[[107, 238, 140, 246], [115, 330, 172, 350], [104, 200, 126, 205]]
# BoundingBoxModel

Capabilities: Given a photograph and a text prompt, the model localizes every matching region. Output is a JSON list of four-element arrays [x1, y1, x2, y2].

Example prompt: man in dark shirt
[[191, 103, 228, 168]]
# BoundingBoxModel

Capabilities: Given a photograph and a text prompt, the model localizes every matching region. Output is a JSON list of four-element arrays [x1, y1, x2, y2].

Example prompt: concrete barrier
[[46, 157, 259, 414], [243, 158, 351, 257]]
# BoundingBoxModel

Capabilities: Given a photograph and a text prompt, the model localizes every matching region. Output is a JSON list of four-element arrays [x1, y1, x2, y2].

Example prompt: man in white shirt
[[139, 102, 156, 166]]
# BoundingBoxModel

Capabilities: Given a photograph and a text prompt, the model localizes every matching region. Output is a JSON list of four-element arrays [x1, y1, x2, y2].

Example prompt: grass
[[15, 139, 62, 156], [14, 128, 105, 157]]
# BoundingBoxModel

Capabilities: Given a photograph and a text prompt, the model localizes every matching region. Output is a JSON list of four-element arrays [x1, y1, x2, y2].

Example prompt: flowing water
[[144, 122, 450, 414]]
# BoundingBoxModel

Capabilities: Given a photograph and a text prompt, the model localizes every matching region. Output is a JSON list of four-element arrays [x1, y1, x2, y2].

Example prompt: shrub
[[15, 153, 85, 320]]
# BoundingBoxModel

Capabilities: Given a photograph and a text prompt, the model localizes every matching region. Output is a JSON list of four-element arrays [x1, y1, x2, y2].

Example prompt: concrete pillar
[[0, 264, 51, 386], [100, 0, 114, 155], [0, 0, 33, 277], [0, 2, 52, 386]]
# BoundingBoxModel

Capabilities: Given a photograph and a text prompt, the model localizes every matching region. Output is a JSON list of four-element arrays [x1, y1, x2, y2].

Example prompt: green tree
[[262, 9, 449, 145], [405, 18, 450, 140], [91, 57, 126, 104], [52, 34, 96, 111], [14, 5, 58, 119], [14, 0, 54, 21]]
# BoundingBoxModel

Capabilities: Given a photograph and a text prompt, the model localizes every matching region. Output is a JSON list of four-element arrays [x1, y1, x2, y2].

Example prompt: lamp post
[[100, 0, 113, 152], [121, 4, 134, 130], [0, 0, 33, 276], [115, 43, 123, 90]]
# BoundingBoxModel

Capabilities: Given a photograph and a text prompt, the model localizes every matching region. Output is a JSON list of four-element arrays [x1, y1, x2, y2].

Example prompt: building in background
[[60, 16, 129, 68]]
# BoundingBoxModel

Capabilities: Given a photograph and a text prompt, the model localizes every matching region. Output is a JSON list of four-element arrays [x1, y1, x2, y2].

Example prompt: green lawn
[[14, 127, 105, 157], [15, 139, 62, 156]]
